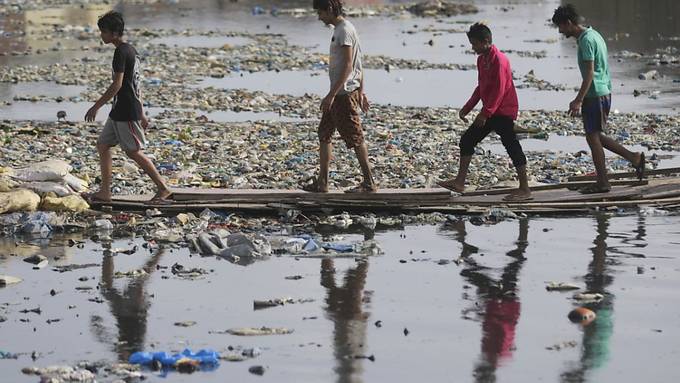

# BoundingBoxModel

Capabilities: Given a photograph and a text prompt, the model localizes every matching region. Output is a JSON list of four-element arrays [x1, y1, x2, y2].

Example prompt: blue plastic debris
[[164, 140, 183, 146], [19, 212, 53, 237], [303, 238, 320, 251], [0, 350, 18, 359], [129, 348, 220, 367], [322, 243, 354, 253]]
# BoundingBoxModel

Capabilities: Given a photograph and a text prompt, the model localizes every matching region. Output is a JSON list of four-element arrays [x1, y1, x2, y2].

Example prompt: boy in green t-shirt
[[552, 4, 645, 194]]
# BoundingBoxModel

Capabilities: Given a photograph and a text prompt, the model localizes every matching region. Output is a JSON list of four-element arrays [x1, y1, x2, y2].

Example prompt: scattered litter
[[0, 275, 22, 287], [213, 327, 294, 336], [545, 282, 580, 291], [129, 348, 219, 371], [572, 292, 604, 303]]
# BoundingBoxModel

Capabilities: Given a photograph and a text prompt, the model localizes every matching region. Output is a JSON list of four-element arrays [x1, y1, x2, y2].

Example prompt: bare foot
[[83, 191, 112, 203], [301, 177, 329, 193], [437, 178, 465, 193], [149, 188, 173, 204]]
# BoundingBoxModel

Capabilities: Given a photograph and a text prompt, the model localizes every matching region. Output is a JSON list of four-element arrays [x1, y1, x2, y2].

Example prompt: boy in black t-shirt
[[84, 11, 172, 204]]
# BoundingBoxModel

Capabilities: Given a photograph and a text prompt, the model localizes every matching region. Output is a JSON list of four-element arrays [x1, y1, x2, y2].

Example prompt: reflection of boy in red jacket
[[439, 23, 531, 202]]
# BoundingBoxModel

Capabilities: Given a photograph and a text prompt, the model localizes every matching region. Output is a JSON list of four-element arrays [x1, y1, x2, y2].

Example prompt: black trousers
[[459, 115, 527, 168]]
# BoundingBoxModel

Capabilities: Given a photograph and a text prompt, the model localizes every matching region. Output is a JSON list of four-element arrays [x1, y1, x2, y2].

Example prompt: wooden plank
[[463, 179, 648, 196], [502, 196, 680, 209], [567, 167, 680, 182], [453, 184, 643, 205], [170, 187, 451, 202], [92, 178, 680, 214]]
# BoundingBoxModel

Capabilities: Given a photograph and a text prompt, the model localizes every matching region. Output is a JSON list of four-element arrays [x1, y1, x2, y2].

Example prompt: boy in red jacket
[[439, 23, 531, 201]]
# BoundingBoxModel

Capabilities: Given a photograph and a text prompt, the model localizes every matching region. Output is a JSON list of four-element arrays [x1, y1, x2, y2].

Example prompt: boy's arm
[[137, 86, 149, 129], [460, 86, 481, 121], [85, 72, 123, 122], [569, 60, 594, 116], [358, 71, 369, 112], [321, 45, 353, 114]]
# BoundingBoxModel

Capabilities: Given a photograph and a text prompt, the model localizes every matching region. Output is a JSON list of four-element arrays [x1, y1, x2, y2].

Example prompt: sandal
[[301, 177, 328, 193], [578, 183, 611, 194], [633, 152, 646, 180], [344, 182, 377, 193]]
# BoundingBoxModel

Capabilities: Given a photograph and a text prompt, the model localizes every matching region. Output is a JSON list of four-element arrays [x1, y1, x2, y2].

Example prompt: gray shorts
[[97, 118, 147, 152]]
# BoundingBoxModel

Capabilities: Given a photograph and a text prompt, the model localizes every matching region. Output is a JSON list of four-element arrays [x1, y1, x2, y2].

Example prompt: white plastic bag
[[13, 160, 72, 182]]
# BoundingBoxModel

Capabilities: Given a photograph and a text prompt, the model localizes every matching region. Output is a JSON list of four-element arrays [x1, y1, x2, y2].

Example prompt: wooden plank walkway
[[90, 174, 680, 214]]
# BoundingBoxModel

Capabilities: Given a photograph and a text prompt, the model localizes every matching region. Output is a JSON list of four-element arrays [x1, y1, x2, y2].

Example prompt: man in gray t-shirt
[[304, 0, 376, 193]]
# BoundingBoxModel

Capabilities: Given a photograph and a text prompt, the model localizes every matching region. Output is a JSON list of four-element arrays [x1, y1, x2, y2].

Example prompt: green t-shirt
[[577, 27, 611, 98]]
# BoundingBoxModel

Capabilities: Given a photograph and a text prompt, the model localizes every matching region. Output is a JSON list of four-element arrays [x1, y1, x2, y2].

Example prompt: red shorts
[[318, 90, 364, 148]]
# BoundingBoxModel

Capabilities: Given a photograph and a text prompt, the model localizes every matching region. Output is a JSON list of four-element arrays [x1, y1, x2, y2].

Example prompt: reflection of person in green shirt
[[561, 213, 614, 382], [551, 4, 644, 195]]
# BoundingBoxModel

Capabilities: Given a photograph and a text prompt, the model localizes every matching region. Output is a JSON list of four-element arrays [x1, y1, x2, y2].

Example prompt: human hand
[[140, 115, 149, 130], [85, 106, 99, 122], [321, 93, 335, 114], [458, 109, 469, 123], [472, 113, 487, 128], [569, 98, 582, 117], [359, 92, 370, 113]]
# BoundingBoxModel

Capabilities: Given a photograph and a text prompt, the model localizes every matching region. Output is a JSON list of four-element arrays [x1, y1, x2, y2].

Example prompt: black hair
[[312, 0, 344, 17], [552, 4, 580, 25], [466, 23, 492, 43], [97, 11, 125, 36]]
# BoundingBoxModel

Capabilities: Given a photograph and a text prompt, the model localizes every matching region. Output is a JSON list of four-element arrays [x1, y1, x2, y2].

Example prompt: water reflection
[[560, 213, 618, 382], [453, 218, 528, 383], [320, 257, 370, 383], [91, 247, 165, 361]]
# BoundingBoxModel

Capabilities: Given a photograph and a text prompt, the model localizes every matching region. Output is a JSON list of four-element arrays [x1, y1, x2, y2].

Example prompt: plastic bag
[[41, 193, 90, 212], [20, 181, 72, 197], [12, 160, 72, 182], [0, 189, 41, 214]]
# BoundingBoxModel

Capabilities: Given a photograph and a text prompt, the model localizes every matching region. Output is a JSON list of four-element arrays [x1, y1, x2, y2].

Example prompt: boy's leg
[[112, 119, 171, 200], [125, 150, 172, 199], [353, 143, 376, 189], [310, 111, 334, 192], [439, 155, 471, 192], [494, 117, 531, 199], [90, 118, 118, 201], [580, 96, 612, 192], [439, 122, 492, 192], [318, 141, 332, 192], [334, 91, 376, 192], [586, 132, 610, 189], [599, 135, 644, 168], [93, 143, 113, 201]]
